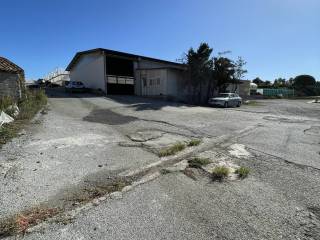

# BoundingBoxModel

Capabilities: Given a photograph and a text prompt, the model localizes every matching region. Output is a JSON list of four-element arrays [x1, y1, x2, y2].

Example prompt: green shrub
[[212, 166, 230, 181], [235, 166, 250, 179], [158, 142, 186, 157], [188, 139, 201, 147], [188, 157, 211, 168]]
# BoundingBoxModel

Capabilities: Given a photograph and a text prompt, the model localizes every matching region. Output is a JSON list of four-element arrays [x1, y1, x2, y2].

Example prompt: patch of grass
[[212, 166, 230, 181], [235, 166, 250, 179], [188, 157, 211, 168], [0, 90, 47, 146], [17, 90, 47, 120], [0, 120, 24, 145], [188, 139, 201, 147], [158, 142, 186, 157]]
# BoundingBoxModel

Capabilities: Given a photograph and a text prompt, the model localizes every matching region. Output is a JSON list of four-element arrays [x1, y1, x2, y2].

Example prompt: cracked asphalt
[[1, 89, 320, 239]]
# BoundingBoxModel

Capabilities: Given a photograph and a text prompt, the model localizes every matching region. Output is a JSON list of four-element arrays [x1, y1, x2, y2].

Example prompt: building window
[[157, 78, 160, 85]]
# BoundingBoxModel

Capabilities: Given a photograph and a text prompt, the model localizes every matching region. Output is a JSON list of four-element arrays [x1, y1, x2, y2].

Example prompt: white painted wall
[[137, 69, 167, 96], [69, 52, 105, 91], [135, 67, 188, 101]]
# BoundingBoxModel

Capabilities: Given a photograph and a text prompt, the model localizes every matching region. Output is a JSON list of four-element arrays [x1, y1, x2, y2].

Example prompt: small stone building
[[0, 56, 25, 100]]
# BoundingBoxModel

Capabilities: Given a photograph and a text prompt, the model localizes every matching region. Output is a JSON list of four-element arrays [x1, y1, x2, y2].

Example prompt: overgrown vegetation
[[0, 90, 47, 146], [212, 166, 230, 181], [0, 207, 59, 237], [187, 139, 201, 147], [0, 177, 130, 237], [188, 157, 211, 168], [158, 142, 186, 157], [235, 166, 250, 179]]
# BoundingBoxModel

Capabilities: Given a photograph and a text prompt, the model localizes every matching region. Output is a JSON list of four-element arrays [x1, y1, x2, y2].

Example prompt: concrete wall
[[167, 69, 188, 101], [135, 67, 188, 101], [69, 52, 105, 91], [226, 80, 251, 97], [136, 69, 167, 96], [0, 72, 23, 99]]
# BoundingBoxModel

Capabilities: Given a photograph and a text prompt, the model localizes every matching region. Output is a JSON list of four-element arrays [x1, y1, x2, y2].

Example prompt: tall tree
[[213, 57, 235, 93], [293, 75, 316, 95], [185, 43, 214, 103]]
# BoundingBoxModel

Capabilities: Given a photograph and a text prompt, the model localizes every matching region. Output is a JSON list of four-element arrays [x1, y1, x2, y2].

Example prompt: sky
[[0, 0, 319, 81]]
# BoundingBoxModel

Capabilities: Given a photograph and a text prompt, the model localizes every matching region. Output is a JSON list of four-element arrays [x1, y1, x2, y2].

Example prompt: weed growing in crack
[[212, 166, 230, 181], [188, 139, 201, 147], [158, 142, 186, 157], [235, 166, 250, 179], [188, 157, 211, 168]]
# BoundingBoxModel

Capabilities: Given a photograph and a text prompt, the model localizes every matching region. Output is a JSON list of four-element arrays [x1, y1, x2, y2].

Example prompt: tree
[[252, 77, 264, 86], [213, 57, 235, 93], [293, 75, 316, 96], [273, 78, 286, 88], [185, 43, 214, 103], [232, 57, 248, 91], [293, 75, 316, 89]]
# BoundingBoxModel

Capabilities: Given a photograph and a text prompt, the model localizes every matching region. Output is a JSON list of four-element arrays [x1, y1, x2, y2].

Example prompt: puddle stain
[[83, 109, 138, 125]]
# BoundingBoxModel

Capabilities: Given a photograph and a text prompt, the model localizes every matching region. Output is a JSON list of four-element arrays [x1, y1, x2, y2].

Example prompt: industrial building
[[66, 48, 188, 100]]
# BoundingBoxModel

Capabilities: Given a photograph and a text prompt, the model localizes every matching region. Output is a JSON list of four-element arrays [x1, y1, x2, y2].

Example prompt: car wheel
[[224, 101, 228, 108], [237, 101, 241, 107]]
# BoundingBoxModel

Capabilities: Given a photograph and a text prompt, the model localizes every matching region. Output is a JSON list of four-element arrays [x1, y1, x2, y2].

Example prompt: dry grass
[[158, 142, 186, 157], [0, 207, 59, 237], [212, 166, 230, 181], [0, 90, 47, 146]]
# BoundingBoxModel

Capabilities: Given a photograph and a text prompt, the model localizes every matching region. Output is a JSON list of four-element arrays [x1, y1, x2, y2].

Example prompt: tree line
[[252, 75, 319, 96]]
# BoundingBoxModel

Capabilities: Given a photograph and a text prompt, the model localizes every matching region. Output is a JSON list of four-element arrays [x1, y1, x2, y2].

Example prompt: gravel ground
[[1, 89, 320, 239]]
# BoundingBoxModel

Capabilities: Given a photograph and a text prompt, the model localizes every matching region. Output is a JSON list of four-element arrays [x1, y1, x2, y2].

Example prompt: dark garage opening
[[106, 57, 135, 95]]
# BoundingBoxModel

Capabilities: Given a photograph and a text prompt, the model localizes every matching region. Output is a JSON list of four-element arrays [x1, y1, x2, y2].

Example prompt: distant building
[[226, 80, 251, 97], [44, 68, 70, 86], [66, 48, 188, 100], [0, 56, 25, 99]]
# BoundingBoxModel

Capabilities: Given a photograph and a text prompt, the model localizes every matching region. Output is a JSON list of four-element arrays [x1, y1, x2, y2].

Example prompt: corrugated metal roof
[[0, 56, 23, 73]]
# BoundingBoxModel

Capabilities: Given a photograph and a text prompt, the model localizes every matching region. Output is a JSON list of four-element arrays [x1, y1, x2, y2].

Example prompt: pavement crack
[[245, 146, 320, 171]]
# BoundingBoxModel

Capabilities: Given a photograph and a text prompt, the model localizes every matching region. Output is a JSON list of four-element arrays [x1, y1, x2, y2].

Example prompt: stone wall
[[0, 71, 24, 100]]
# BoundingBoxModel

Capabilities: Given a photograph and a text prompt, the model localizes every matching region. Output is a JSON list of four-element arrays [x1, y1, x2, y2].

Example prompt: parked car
[[208, 93, 242, 108], [65, 81, 86, 92]]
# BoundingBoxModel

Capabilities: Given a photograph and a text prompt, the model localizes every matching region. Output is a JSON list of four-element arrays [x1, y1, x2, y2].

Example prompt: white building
[[66, 48, 188, 100]]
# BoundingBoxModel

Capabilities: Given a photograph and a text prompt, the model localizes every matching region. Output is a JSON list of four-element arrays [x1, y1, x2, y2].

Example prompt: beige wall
[[69, 52, 105, 91]]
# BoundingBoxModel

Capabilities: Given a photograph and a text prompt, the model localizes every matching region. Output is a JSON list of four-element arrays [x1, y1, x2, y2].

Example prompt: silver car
[[208, 93, 242, 108]]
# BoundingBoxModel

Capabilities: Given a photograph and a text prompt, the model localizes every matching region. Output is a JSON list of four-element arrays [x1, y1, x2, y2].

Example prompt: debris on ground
[[0, 111, 14, 127]]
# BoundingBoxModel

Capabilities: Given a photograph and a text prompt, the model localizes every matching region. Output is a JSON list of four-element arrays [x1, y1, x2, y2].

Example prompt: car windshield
[[218, 93, 230, 98]]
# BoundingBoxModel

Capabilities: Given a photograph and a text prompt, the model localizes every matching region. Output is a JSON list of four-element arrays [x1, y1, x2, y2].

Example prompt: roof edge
[[66, 48, 185, 71]]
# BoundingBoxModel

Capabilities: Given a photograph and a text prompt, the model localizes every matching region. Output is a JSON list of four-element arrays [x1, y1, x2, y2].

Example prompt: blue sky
[[0, 0, 319, 81]]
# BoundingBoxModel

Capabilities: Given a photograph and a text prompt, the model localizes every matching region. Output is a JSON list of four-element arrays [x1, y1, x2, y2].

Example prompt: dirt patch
[[83, 109, 138, 125]]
